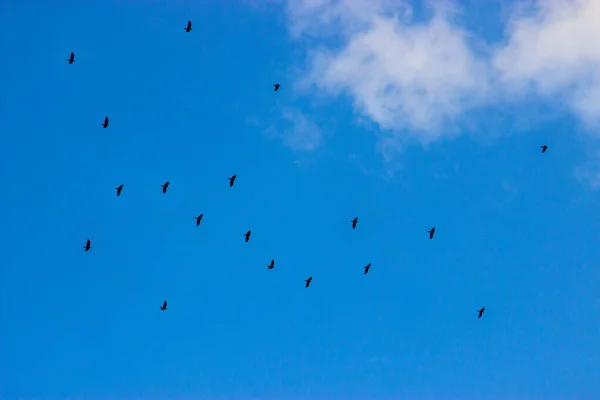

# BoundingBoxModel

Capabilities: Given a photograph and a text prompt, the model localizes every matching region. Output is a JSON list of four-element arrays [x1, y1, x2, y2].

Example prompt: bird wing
[[71, 52, 74, 58], [163, 301, 167, 307]]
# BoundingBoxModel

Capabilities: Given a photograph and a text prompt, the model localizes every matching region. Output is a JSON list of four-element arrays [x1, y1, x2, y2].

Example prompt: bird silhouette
[[195, 214, 203, 226], [228, 174, 237, 187], [267, 259, 275, 269], [273, 84, 280, 91], [305, 277, 313, 288], [351, 217, 358, 229], [541, 145, 548, 153], [101, 116, 109, 128], [83, 239, 91, 251], [184, 20, 192, 32], [67, 52, 75, 64], [478, 307, 485, 318], [364, 263, 371, 274], [161, 181, 170, 194], [243, 230, 251, 242], [115, 184, 123, 197], [428, 227, 436, 239], [160, 300, 167, 311]]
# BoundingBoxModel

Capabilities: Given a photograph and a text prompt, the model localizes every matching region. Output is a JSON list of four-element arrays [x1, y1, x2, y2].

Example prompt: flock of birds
[[67, 20, 552, 319]]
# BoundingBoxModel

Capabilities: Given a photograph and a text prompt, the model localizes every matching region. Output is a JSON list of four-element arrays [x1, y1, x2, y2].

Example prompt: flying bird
[[243, 230, 251, 242], [305, 276, 313, 288], [184, 20, 192, 32], [351, 217, 358, 229], [160, 300, 167, 311], [83, 239, 91, 251], [428, 227, 436, 239], [161, 181, 170, 194], [115, 184, 123, 197], [267, 259, 275, 269], [363, 263, 371, 274], [67, 52, 75, 64], [195, 214, 203, 226], [541, 145, 548, 153], [478, 307, 485, 318], [273, 84, 280, 91], [101, 116, 109, 128], [228, 174, 237, 187]]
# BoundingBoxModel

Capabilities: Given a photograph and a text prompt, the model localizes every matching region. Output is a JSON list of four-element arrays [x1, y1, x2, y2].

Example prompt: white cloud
[[492, 0, 600, 127], [289, 0, 490, 143], [283, 0, 600, 142]]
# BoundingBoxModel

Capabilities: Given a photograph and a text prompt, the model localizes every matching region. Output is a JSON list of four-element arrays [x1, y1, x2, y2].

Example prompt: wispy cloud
[[574, 150, 600, 190], [279, 107, 323, 151], [282, 0, 600, 141], [251, 106, 323, 152]]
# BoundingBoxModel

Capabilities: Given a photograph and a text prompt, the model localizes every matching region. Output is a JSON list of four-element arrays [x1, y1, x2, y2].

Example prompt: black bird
[[160, 300, 167, 311], [115, 184, 123, 197], [184, 20, 192, 32], [83, 239, 91, 251], [195, 214, 203, 226], [67, 52, 75, 64], [243, 230, 251, 242], [428, 227, 436, 239], [161, 181, 170, 194], [351, 217, 358, 229], [364, 263, 371, 274], [478, 307, 485, 318], [305, 276, 313, 288], [267, 259, 275, 269], [228, 174, 237, 187], [541, 145, 548, 153], [101, 116, 109, 128], [273, 84, 280, 91]]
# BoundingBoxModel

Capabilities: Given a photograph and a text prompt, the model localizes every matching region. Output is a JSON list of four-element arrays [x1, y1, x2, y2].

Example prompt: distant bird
[[305, 276, 313, 288], [160, 300, 167, 311], [101, 116, 109, 128], [478, 307, 485, 318], [428, 227, 436, 239], [243, 230, 251, 242], [363, 263, 371, 274], [184, 20, 192, 32], [67, 52, 75, 64], [351, 217, 358, 229], [115, 184, 123, 197], [195, 214, 203, 226], [273, 83, 280, 91], [267, 259, 275, 269], [228, 174, 237, 187], [161, 181, 170, 194], [83, 239, 91, 251], [541, 145, 548, 153]]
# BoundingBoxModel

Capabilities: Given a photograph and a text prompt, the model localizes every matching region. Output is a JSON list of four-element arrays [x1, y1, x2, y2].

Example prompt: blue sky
[[1, 1, 600, 399]]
